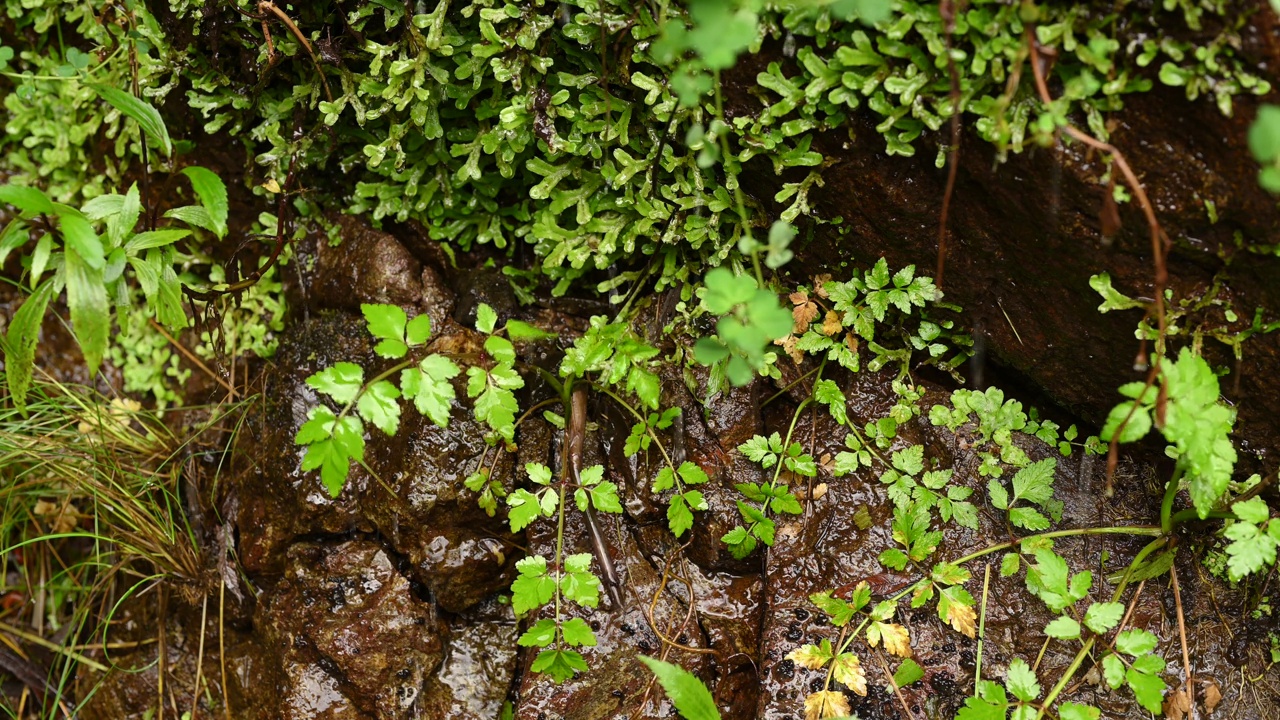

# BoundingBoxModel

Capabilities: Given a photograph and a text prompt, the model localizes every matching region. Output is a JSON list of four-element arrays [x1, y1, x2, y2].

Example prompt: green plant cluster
[[128, 0, 1264, 302], [757, 0, 1269, 162], [1091, 272, 1280, 361], [0, 165, 228, 411]]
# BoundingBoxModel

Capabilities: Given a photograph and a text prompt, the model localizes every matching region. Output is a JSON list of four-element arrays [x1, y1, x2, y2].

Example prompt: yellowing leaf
[[831, 653, 867, 696], [945, 599, 977, 638], [872, 622, 912, 658], [821, 310, 842, 336], [803, 691, 851, 720], [786, 641, 832, 670], [775, 334, 803, 364]]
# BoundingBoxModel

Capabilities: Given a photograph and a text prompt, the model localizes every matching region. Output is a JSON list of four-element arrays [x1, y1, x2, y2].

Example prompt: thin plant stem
[[975, 562, 991, 694]]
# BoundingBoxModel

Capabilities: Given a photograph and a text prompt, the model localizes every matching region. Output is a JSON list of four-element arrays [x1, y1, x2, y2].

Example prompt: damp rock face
[[775, 78, 1280, 459], [254, 541, 446, 720]]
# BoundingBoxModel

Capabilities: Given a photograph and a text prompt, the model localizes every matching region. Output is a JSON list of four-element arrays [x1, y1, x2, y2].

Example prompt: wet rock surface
[[255, 541, 446, 720], [779, 77, 1280, 461], [76, 219, 1280, 720]]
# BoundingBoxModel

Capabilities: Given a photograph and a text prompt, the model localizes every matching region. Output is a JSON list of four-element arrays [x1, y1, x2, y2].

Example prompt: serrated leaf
[[809, 591, 855, 627], [803, 691, 850, 720], [667, 494, 694, 537], [511, 556, 555, 614], [1084, 602, 1125, 634], [405, 314, 432, 345], [1009, 506, 1051, 531], [4, 279, 56, 412], [1126, 663, 1167, 713], [507, 488, 546, 532], [1101, 401, 1152, 443], [307, 362, 365, 404], [1101, 654, 1126, 689], [357, 380, 402, 435], [1045, 616, 1081, 640], [831, 653, 867, 695], [475, 303, 498, 333], [518, 618, 558, 647], [1115, 629, 1159, 656], [561, 617, 598, 647], [363, 303, 407, 342], [561, 553, 602, 608], [1006, 658, 1041, 701], [401, 355, 459, 427], [653, 467, 676, 492], [531, 648, 588, 683], [678, 461, 709, 485], [1000, 553, 1021, 577], [874, 622, 912, 658], [787, 640, 834, 670], [1011, 458, 1056, 506]]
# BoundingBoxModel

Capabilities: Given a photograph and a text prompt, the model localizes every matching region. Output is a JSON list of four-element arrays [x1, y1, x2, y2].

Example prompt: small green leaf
[[405, 314, 432, 346], [475, 303, 498, 333], [1005, 658, 1040, 702], [307, 362, 365, 404], [401, 355, 459, 427], [639, 656, 722, 720], [506, 319, 556, 340], [531, 649, 589, 683], [1044, 616, 1081, 640], [668, 494, 694, 537], [357, 380, 402, 435], [1114, 629, 1159, 656], [561, 617, 598, 647], [518, 618, 558, 647], [893, 658, 925, 687], [1083, 602, 1125, 634], [507, 489, 546, 532], [511, 556, 555, 614], [363, 303, 408, 343]]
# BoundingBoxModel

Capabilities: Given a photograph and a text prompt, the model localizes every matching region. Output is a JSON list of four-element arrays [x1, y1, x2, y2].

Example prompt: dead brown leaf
[[1163, 687, 1191, 720], [1203, 680, 1222, 714]]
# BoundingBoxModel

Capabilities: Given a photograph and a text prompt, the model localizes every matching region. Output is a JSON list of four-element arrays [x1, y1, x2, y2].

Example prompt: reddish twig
[[1027, 30, 1171, 490], [935, 0, 962, 289]]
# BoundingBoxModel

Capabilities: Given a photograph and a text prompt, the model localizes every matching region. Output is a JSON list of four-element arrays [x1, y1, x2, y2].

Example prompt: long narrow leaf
[[0, 184, 54, 214], [89, 84, 172, 158], [180, 166, 228, 239], [53, 206, 105, 270], [639, 657, 721, 720], [4, 278, 57, 412], [64, 246, 110, 375], [125, 229, 191, 252]]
